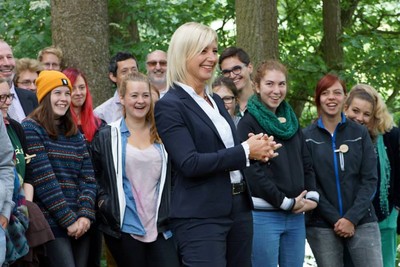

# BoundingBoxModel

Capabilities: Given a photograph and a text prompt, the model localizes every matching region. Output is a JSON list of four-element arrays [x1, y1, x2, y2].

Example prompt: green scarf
[[376, 134, 391, 216], [247, 94, 299, 140]]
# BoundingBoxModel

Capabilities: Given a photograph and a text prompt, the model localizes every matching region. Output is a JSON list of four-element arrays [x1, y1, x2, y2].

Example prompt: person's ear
[[109, 72, 117, 84]]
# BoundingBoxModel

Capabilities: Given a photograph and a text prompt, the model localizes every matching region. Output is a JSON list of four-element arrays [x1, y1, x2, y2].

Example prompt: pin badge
[[278, 117, 286, 123], [339, 144, 349, 153]]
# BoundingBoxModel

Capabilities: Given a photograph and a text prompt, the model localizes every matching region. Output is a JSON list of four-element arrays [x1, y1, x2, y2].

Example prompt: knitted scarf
[[247, 94, 298, 140], [376, 134, 390, 216]]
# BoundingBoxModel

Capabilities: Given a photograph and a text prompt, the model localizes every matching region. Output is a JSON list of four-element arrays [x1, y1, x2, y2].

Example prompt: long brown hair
[[119, 72, 161, 144], [29, 93, 78, 139]]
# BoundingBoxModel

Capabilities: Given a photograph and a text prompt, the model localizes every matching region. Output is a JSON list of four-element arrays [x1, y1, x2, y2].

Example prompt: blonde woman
[[344, 84, 399, 267], [92, 73, 179, 267]]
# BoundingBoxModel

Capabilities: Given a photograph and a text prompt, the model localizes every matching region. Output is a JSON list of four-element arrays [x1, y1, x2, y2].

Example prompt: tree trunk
[[235, 0, 279, 69], [322, 0, 344, 72], [51, 0, 110, 106]]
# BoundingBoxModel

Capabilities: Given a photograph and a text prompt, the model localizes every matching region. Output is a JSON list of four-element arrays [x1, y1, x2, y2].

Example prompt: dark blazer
[[155, 84, 252, 219], [15, 87, 38, 117]]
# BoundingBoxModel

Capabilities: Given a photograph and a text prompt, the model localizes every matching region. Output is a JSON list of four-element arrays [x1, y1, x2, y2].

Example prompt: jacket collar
[[170, 83, 239, 145]]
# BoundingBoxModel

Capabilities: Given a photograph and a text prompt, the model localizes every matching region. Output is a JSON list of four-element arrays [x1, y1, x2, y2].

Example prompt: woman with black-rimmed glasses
[[213, 76, 241, 127]]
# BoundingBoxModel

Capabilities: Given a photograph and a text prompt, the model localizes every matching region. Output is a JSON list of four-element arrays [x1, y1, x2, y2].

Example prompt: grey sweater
[[0, 114, 16, 221]]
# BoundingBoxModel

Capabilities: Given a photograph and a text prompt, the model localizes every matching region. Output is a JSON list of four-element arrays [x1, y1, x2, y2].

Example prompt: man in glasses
[[13, 58, 43, 93], [0, 40, 38, 122], [146, 50, 168, 98], [219, 47, 254, 117]]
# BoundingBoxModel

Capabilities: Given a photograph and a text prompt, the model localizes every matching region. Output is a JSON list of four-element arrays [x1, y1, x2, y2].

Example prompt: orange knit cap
[[35, 70, 72, 103]]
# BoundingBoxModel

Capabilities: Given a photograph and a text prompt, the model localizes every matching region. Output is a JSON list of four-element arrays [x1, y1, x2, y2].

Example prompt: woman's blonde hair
[[167, 22, 218, 93], [119, 72, 161, 144], [346, 83, 394, 137]]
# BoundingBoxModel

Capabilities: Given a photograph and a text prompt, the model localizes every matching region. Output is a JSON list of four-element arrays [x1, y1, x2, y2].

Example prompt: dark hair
[[108, 52, 137, 77], [29, 93, 78, 139], [218, 47, 251, 67], [314, 74, 347, 114], [212, 76, 238, 97]]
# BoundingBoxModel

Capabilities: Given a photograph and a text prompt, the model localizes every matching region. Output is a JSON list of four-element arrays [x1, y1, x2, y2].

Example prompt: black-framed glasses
[[0, 93, 15, 103], [146, 60, 167, 67], [221, 96, 235, 104], [221, 64, 247, 77]]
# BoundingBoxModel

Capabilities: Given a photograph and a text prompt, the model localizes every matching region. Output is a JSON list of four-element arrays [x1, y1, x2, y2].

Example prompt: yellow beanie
[[36, 70, 72, 103]]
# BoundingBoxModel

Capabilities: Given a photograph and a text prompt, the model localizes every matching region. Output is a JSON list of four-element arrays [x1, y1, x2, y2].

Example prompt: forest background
[[1, 0, 399, 127]]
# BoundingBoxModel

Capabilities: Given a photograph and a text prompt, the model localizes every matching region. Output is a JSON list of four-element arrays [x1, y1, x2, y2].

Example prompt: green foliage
[[0, 0, 51, 59], [108, 0, 235, 70], [276, 0, 400, 126], [1, 0, 399, 125]]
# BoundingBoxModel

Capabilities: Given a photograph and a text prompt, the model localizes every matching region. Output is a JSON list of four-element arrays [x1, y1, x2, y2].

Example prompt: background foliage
[[1, 0, 399, 125]]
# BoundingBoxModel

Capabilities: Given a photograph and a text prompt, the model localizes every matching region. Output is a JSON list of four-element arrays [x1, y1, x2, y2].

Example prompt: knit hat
[[36, 70, 72, 103]]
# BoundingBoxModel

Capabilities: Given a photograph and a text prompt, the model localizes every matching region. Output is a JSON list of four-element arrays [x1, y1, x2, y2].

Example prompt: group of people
[[0, 21, 398, 267]]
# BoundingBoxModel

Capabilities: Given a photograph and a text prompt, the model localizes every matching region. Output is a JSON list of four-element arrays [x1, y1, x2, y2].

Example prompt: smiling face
[[50, 86, 71, 118], [0, 81, 11, 118], [344, 97, 374, 127], [146, 50, 167, 88], [0, 42, 15, 79], [220, 56, 253, 92], [256, 69, 287, 113], [185, 41, 218, 91], [71, 74, 87, 108], [120, 80, 151, 122], [319, 81, 346, 118]]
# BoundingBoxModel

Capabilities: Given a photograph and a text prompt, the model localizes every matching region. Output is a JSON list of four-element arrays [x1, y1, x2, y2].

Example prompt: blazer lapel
[[172, 85, 223, 142]]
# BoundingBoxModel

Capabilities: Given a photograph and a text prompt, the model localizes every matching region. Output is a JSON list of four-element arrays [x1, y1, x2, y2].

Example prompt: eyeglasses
[[44, 62, 60, 69], [146, 60, 167, 67], [0, 93, 15, 103], [18, 80, 36, 87], [221, 64, 247, 77], [221, 96, 235, 104]]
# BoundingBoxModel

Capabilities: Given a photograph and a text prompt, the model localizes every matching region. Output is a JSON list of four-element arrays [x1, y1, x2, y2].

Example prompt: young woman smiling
[[22, 70, 96, 267], [344, 84, 399, 267], [303, 74, 383, 267]]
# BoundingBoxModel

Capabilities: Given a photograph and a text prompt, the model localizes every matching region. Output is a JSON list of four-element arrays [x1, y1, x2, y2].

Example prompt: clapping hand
[[247, 133, 282, 162]]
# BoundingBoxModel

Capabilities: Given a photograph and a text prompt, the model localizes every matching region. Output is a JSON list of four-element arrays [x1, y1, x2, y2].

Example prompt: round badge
[[339, 144, 349, 153], [278, 117, 286, 123]]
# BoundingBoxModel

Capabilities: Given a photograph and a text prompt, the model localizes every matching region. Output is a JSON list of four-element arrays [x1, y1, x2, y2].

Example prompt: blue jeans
[[0, 226, 5, 266], [307, 222, 383, 267], [252, 210, 305, 267]]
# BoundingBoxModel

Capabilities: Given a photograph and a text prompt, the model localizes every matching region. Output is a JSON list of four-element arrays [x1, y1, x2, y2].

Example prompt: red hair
[[314, 73, 347, 114], [62, 67, 101, 142]]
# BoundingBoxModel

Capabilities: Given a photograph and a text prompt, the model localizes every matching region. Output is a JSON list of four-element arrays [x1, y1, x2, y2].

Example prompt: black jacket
[[373, 127, 400, 222], [91, 123, 172, 239], [237, 111, 318, 210], [15, 87, 38, 117]]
